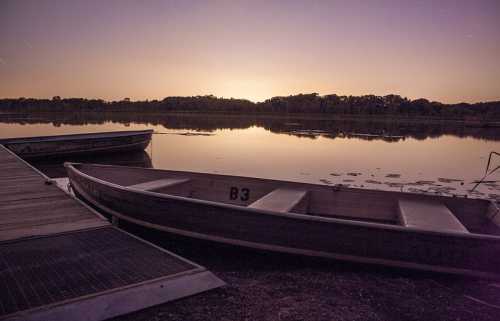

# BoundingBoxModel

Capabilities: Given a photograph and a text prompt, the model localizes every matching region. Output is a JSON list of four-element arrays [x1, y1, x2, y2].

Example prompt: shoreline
[[1, 111, 500, 126]]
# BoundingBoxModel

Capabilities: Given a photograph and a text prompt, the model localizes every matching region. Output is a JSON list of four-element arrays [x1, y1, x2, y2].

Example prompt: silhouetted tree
[[0, 94, 499, 120]]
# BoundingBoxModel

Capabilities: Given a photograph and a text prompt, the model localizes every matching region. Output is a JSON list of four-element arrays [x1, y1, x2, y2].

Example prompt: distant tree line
[[0, 93, 499, 120]]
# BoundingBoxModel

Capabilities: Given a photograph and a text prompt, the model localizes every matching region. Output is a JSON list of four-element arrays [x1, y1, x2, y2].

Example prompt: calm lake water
[[0, 113, 499, 201]]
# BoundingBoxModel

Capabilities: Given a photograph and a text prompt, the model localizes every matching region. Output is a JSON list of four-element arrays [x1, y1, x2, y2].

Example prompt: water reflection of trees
[[1, 112, 499, 142]]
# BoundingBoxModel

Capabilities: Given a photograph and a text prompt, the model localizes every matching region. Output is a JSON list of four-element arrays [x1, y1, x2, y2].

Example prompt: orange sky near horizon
[[1, 0, 499, 103]]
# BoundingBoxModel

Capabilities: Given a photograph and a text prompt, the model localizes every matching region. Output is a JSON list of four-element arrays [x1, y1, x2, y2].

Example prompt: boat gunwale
[[65, 162, 500, 241], [0, 129, 153, 144]]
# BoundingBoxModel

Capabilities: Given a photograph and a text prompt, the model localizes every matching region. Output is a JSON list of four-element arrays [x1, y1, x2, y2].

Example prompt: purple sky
[[1, 0, 499, 102]]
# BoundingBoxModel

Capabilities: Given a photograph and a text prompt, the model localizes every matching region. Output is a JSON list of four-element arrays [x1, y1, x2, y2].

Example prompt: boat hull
[[0, 130, 152, 158], [67, 165, 500, 279]]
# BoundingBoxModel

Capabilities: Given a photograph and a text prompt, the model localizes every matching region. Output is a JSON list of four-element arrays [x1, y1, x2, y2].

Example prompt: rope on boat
[[470, 151, 500, 193]]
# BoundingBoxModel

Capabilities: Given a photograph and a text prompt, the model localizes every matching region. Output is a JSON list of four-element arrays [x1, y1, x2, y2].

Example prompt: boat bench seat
[[128, 178, 190, 192], [248, 188, 308, 213], [398, 199, 469, 233]]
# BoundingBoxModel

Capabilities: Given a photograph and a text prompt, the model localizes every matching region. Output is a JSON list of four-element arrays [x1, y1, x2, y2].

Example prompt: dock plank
[[0, 219, 110, 241], [0, 195, 74, 211], [0, 206, 87, 225], [0, 190, 72, 203], [0, 208, 95, 228]]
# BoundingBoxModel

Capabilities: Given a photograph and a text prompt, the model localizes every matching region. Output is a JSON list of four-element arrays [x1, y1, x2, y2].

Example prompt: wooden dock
[[0, 145, 224, 321]]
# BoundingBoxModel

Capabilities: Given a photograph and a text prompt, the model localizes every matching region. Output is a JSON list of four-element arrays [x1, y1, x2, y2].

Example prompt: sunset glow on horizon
[[1, 0, 499, 103]]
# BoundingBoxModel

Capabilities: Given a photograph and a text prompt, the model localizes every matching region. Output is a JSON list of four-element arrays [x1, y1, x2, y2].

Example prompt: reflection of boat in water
[[0, 130, 152, 159], [66, 163, 500, 279], [33, 150, 153, 178]]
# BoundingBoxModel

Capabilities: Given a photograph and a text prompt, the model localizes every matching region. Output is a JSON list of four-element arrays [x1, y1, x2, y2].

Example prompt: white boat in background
[[0, 130, 153, 158]]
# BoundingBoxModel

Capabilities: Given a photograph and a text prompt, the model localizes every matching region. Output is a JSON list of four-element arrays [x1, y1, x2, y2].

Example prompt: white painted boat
[[0, 130, 152, 158], [65, 163, 500, 279]]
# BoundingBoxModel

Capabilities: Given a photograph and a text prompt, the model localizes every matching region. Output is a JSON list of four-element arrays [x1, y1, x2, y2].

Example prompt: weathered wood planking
[[0, 144, 224, 321], [0, 145, 109, 241]]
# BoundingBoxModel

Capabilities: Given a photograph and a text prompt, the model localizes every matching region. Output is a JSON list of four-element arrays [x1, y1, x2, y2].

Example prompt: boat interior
[[72, 163, 500, 236]]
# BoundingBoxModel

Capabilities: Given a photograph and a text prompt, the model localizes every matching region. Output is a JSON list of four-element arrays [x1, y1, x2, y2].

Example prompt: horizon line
[[1, 92, 499, 105]]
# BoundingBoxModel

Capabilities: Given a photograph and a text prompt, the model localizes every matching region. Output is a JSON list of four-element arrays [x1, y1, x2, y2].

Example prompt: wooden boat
[[65, 163, 500, 279], [0, 129, 153, 159]]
